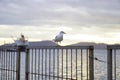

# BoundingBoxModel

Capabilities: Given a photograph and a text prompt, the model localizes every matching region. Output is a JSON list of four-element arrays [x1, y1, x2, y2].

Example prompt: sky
[[0, 0, 120, 45]]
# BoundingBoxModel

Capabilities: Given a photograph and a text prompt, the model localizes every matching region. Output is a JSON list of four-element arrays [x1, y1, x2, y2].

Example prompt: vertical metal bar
[[5, 50, 7, 80], [7, 50, 8, 80], [0, 48, 2, 80], [7, 52, 9, 80], [34, 48, 36, 80], [71, 49, 73, 79], [6, 50, 8, 80], [3, 47, 6, 79], [1, 48, 3, 80], [13, 49, 16, 80], [4, 51, 6, 79], [11, 51, 13, 80], [107, 47, 112, 80], [10, 51, 12, 80], [0, 49, 1, 80], [40, 49, 42, 80], [57, 48, 59, 80], [61, 48, 63, 79], [81, 49, 83, 80], [25, 48, 29, 80], [3, 48, 5, 80], [7, 50, 9, 80], [41, 49, 43, 80], [12, 50, 13, 80], [31, 49, 33, 80], [1, 49, 2, 79], [76, 48, 78, 80], [12, 50, 15, 80], [89, 46, 94, 80], [0, 48, 2, 78], [86, 49, 89, 80], [16, 47, 21, 80], [45, 48, 47, 80], [114, 49, 116, 80], [2, 48, 4, 80], [53, 48, 55, 80], [7, 52, 12, 80], [8, 50, 10, 80], [38, 49, 40, 80], [66, 49, 68, 79], [49, 49, 51, 80]]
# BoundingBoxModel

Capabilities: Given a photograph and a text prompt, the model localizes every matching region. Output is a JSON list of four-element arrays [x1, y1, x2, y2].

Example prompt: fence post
[[107, 46, 112, 80], [25, 48, 29, 80], [89, 46, 94, 80], [16, 47, 21, 80]]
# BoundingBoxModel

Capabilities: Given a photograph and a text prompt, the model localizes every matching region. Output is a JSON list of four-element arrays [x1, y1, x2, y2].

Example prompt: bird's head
[[60, 31, 66, 34]]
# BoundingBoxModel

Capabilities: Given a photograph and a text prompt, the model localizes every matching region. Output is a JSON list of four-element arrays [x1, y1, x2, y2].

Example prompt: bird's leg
[[56, 42, 58, 45]]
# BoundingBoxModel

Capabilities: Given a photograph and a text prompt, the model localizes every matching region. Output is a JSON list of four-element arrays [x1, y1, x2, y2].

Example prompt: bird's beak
[[64, 32, 66, 34]]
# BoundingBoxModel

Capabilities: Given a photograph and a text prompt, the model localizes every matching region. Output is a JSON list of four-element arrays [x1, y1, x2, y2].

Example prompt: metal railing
[[107, 45, 120, 80], [26, 46, 94, 80], [1, 45, 120, 80], [0, 46, 17, 80], [0, 46, 94, 80]]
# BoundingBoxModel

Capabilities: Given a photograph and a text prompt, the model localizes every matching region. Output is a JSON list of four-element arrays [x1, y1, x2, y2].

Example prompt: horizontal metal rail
[[107, 45, 120, 49], [29, 46, 93, 49]]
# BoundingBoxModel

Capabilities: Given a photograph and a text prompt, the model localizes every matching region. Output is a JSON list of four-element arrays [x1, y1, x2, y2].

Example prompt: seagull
[[53, 31, 66, 44], [20, 34, 25, 42]]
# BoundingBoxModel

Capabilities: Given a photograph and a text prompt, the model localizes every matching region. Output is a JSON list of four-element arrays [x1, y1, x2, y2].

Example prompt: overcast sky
[[0, 0, 120, 45]]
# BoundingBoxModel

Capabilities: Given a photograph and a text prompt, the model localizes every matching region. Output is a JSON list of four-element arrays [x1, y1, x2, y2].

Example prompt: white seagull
[[53, 31, 66, 44]]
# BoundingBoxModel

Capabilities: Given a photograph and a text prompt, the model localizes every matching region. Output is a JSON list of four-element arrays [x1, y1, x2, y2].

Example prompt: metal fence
[[0, 46, 17, 80], [0, 46, 94, 80], [26, 46, 94, 80], [1, 45, 120, 80], [107, 45, 120, 80]]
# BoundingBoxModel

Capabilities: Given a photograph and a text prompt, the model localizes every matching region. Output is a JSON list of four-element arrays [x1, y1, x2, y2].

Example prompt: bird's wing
[[54, 35, 58, 41], [55, 35, 58, 39]]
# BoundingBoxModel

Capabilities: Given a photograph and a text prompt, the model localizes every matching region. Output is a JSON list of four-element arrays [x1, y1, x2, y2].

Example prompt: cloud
[[0, 0, 120, 25], [0, 0, 120, 45]]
